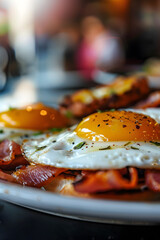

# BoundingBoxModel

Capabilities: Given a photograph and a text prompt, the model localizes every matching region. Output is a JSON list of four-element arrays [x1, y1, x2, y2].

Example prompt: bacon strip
[[0, 140, 28, 170], [135, 91, 160, 109], [145, 170, 160, 192], [0, 140, 21, 165], [12, 165, 65, 188], [0, 169, 17, 183], [1, 155, 28, 171], [73, 168, 138, 193]]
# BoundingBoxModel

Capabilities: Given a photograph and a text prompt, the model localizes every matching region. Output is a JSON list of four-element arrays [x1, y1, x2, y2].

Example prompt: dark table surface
[[0, 199, 160, 240]]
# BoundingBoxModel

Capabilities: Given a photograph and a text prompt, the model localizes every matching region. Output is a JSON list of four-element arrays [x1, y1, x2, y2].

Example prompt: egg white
[[0, 127, 54, 144], [22, 108, 160, 170]]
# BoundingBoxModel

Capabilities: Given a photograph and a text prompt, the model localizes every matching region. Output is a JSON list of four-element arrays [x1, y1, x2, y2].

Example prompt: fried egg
[[0, 102, 68, 143], [22, 108, 160, 170]]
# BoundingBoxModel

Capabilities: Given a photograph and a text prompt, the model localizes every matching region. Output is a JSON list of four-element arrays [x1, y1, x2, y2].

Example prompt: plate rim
[[0, 180, 160, 224]]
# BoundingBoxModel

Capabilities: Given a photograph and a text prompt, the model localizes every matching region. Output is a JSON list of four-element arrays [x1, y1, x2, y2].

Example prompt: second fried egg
[[0, 103, 68, 143]]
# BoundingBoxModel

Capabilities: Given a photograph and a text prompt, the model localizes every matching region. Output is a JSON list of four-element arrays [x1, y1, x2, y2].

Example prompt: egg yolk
[[0, 103, 68, 130], [75, 111, 160, 141]]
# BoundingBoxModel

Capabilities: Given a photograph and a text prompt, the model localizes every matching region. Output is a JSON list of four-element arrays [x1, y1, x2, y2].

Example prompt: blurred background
[[0, 0, 160, 106]]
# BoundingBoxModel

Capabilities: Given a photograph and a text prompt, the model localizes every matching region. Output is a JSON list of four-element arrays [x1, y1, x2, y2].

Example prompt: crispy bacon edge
[[73, 168, 138, 193], [135, 91, 160, 109], [0, 140, 28, 170], [0, 139, 65, 188], [0, 165, 65, 188], [145, 170, 160, 192]]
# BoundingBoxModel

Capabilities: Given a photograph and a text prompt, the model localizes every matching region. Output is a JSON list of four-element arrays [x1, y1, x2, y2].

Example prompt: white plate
[[0, 180, 160, 225]]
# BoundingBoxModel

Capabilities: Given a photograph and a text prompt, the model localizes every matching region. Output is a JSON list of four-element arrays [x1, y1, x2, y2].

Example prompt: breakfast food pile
[[1, 76, 160, 199], [60, 75, 149, 118]]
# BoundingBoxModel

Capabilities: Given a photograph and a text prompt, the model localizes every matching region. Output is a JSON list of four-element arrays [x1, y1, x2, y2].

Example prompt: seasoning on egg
[[131, 146, 139, 150], [150, 141, 160, 146], [73, 141, 86, 150], [99, 146, 111, 150]]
